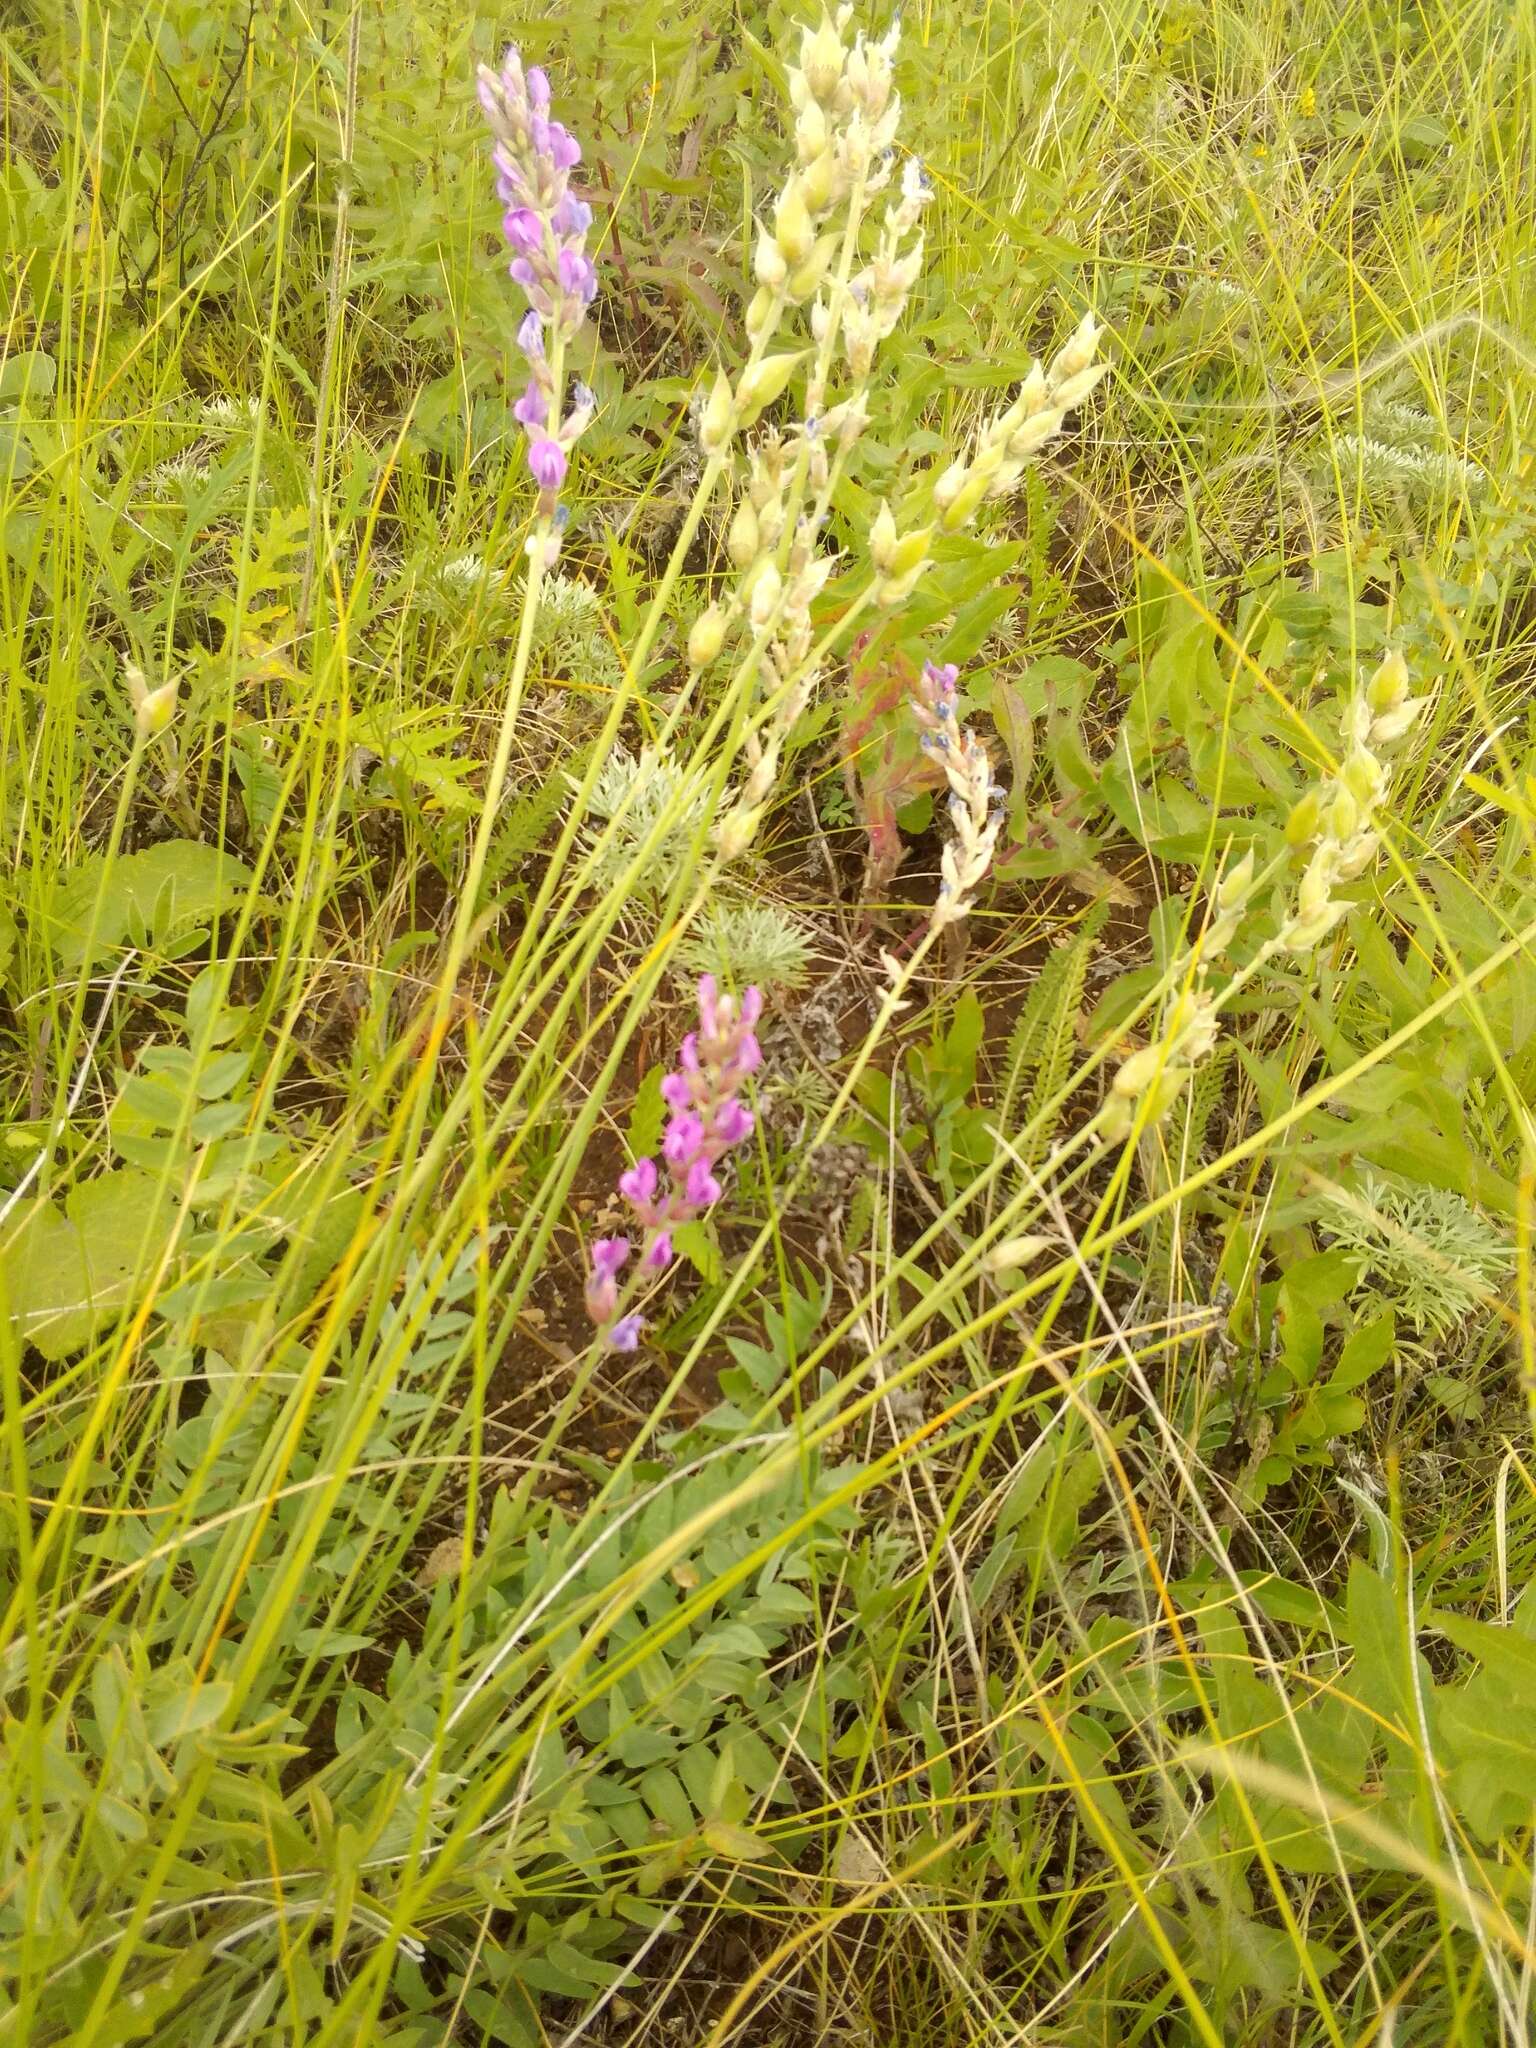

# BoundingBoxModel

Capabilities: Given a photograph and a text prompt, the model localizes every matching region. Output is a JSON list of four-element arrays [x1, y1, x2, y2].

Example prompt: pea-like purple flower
[[582, 976, 764, 1352], [477, 45, 599, 529], [913, 659, 961, 757]]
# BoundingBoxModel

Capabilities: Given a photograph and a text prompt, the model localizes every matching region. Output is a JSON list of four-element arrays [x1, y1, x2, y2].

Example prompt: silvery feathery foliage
[[578, 747, 712, 893], [679, 897, 815, 991], [528, 571, 622, 686], [1331, 398, 1487, 507], [1320, 1175, 1514, 1338]]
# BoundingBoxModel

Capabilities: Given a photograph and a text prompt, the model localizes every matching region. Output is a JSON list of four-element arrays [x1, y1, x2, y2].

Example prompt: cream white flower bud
[[801, 15, 846, 103], [1051, 362, 1109, 411], [715, 806, 763, 860], [982, 1235, 1053, 1275], [1050, 311, 1102, 385], [748, 561, 783, 629], [754, 224, 789, 291], [1368, 698, 1427, 746], [932, 458, 969, 513]]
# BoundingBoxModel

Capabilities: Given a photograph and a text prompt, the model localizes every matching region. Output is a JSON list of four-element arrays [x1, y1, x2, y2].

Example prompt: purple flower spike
[[477, 44, 598, 539], [598, 977, 767, 1347], [528, 439, 568, 490]]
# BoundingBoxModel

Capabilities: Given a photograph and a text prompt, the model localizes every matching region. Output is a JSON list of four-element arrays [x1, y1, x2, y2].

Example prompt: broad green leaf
[[2, 1169, 178, 1361], [42, 841, 254, 969]]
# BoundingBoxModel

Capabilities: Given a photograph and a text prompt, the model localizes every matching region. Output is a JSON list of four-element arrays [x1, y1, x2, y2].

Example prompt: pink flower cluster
[[476, 47, 598, 506], [583, 976, 763, 1353]]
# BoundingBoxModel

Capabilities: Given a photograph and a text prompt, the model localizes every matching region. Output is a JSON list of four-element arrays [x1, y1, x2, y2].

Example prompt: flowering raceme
[[583, 977, 763, 1351], [477, 47, 598, 531]]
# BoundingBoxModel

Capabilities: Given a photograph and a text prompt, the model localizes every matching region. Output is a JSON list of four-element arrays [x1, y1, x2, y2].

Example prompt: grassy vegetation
[[2, 0, 1534, 2041]]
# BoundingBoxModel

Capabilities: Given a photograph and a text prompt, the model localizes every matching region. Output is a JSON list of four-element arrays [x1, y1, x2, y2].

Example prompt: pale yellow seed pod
[[1217, 848, 1255, 911], [886, 525, 932, 579], [795, 100, 830, 164], [1142, 1066, 1190, 1125], [744, 285, 778, 341], [1367, 648, 1410, 715], [1017, 361, 1049, 415], [982, 1235, 1053, 1276], [799, 147, 837, 215], [1369, 699, 1426, 746], [1297, 845, 1337, 921], [728, 499, 761, 570], [1341, 747, 1384, 807], [700, 370, 735, 456], [1112, 1044, 1165, 1100], [737, 352, 804, 419], [135, 680, 178, 738], [715, 806, 763, 861], [687, 605, 728, 669], [787, 233, 837, 302], [754, 224, 789, 291], [1006, 407, 1066, 460], [1326, 785, 1360, 843], [938, 470, 993, 532], [773, 179, 815, 267], [869, 500, 899, 572], [1285, 788, 1321, 846]]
